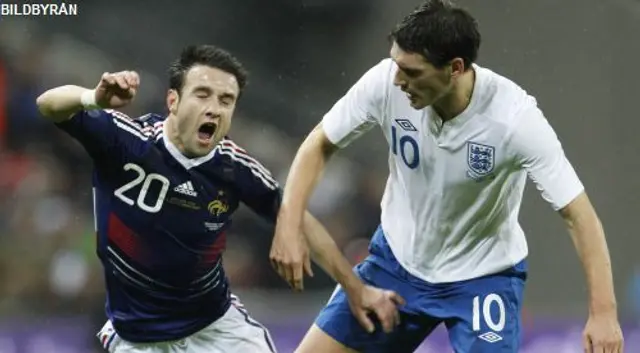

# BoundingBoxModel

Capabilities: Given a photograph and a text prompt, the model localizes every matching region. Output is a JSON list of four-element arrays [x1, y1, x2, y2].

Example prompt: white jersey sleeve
[[321, 59, 392, 148], [510, 106, 585, 210]]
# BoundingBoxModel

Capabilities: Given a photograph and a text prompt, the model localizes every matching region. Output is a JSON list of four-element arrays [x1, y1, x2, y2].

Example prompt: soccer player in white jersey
[[35, 44, 402, 353], [269, 1, 624, 352]]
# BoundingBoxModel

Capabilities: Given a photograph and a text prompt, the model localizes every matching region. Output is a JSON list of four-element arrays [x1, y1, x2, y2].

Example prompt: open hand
[[269, 230, 314, 291], [583, 311, 624, 353]]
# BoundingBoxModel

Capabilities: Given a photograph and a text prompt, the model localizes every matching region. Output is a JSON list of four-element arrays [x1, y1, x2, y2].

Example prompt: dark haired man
[[271, 1, 624, 352], [36, 44, 402, 353]]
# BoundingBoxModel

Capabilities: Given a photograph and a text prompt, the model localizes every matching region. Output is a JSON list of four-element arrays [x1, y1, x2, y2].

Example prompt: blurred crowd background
[[1, 0, 640, 352]]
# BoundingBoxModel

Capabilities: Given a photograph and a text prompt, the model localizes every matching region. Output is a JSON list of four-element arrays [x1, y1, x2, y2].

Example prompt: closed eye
[[219, 93, 236, 106], [403, 68, 421, 78]]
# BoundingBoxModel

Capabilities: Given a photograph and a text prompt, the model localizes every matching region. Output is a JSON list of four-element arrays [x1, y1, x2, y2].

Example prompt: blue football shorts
[[315, 226, 527, 353]]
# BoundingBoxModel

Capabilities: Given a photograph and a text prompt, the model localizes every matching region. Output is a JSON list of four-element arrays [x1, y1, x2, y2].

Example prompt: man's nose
[[204, 104, 221, 120], [393, 70, 406, 88]]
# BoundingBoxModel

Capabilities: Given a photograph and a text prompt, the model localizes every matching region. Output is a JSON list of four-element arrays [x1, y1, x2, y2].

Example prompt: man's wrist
[[588, 292, 617, 316], [589, 302, 617, 316], [341, 275, 364, 295], [277, 205, 303, 230], [80, 89, 101, 109]]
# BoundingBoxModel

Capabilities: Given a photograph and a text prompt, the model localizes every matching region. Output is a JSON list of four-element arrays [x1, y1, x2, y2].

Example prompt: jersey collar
[[161, 122, 217, 170], [429, 63, 487, 133]]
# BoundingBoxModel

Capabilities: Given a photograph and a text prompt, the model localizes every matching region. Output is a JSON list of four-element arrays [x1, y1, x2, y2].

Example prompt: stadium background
[[0, 0, 639, 351]]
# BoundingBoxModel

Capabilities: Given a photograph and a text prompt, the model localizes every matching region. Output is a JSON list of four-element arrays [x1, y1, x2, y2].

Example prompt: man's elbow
[[35, 85, 85, 122], [36, 92, 53, 118], [36, 90, 65, 120]]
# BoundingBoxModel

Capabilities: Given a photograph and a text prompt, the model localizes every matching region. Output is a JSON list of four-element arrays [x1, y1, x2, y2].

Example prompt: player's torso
[[381, 72, 520, 214], [93, 126, 238, 285], [377, 66, 532, 281]]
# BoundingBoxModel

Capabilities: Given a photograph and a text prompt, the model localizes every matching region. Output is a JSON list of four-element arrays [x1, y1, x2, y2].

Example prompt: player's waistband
[[366, 225, 527, 286], [110, 291, 232, 343]]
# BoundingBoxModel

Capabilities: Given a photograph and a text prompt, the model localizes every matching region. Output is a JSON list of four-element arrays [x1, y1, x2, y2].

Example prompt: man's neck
[[432, 68, 476, 122], [164, 116, 188, 155]]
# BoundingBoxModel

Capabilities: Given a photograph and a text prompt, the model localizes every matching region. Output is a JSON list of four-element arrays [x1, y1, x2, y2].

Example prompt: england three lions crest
[[467, 142, 495, 180]]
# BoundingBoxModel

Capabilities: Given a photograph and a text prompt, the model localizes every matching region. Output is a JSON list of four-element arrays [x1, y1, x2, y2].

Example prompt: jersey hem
[[381, 230, 528, 284], [551, 185, 585, 211], [112, 300, 232, 343]]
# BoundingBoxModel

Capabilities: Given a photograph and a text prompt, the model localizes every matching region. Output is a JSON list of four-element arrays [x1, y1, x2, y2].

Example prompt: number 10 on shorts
[[472, 293, 506, 332]]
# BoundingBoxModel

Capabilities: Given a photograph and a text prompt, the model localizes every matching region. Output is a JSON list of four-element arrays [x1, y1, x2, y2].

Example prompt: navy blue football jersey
[[55, 109, 281, 343]]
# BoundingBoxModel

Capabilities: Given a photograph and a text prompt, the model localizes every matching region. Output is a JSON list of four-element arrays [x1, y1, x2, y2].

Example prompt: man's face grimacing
[[167, 65, 239, 157], [390, 41, 455, 110]]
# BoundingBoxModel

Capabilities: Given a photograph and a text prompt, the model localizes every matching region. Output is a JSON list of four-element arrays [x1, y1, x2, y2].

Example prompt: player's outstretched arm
[[559, 194, 624, 353], [270, 60, 386, 292], [37, 85, 94, 123], [278, 124, 337, 233], [300, 210, 404, 334], [510, 105, 623, 353], [36, 71, 139, 123], [270, 124, 338, 290]]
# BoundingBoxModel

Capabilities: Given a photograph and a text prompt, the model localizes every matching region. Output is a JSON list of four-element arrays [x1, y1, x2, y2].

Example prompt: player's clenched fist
[[94, 71, 140, 109]]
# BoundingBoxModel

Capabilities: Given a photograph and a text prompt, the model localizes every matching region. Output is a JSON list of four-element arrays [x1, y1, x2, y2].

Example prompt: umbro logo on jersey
[[174, 181, 198, 197], [395, 119, 417, 132], [478, 331, 503, 343]]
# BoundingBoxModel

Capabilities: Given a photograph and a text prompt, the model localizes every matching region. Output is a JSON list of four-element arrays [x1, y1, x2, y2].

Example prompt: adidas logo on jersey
[[174, 181, 198, 197]]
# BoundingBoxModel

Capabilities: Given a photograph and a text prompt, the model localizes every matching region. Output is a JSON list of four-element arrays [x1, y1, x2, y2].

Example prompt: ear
[[166, 89, 179, 114], [449, 58, 466, 79]]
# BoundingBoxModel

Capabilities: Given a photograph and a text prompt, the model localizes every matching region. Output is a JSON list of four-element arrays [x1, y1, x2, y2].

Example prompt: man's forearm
[[36, 85, 91, 122], [301, 211, 363, 292], [567, 213, 617, 314], [277, 125, 335, 231]]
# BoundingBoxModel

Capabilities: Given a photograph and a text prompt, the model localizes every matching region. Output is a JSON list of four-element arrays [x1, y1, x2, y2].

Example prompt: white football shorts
[[97, 294, 276, 353]]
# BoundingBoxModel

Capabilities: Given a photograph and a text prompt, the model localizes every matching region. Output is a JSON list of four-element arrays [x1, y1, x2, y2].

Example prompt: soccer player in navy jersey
[[36, 44, 403, 353]]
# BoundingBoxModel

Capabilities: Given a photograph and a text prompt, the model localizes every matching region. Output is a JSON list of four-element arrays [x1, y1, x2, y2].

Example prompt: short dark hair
[[390, 0, 480, 70], [168, 44, 248, 95]]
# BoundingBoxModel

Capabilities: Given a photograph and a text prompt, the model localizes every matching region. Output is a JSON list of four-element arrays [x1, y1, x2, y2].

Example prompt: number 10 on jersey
[[391, 126, 420, 169]]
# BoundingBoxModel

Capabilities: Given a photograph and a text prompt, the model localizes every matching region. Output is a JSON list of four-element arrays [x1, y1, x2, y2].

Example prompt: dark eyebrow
[[397, 63, 421, 72], [192, 85, 213, 94], [192, 86, 237, 100], [391, 57, 422, 73], [398, 66, 422, 76]]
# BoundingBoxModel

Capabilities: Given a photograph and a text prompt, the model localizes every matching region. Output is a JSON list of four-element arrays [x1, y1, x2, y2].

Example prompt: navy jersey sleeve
[[55, 109, 159, 161], [219, 139, 282, 223]]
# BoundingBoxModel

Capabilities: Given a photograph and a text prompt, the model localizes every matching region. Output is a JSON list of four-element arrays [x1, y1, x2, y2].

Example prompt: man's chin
[[409, 100, 428, 110], [183, 143, 215, 159]]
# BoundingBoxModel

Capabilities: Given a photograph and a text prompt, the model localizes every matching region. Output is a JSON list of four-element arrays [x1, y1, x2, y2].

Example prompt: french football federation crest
[[467, 142, 495, 176]]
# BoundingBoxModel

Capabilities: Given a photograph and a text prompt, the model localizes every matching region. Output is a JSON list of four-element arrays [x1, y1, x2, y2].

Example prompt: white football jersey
[[321, 59, 584, 283]]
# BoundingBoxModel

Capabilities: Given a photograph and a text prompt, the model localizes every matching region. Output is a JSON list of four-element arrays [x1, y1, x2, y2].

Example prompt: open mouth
[[197, 122, 217, 141]]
